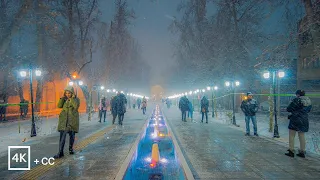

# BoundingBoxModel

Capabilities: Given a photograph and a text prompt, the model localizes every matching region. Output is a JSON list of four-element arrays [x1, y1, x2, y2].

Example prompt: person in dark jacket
[[110, 96, 117, 124], [54, 86, 80, 158], [166, 98, 172, 109], [241, 92, 258, 136], [137, 98, 142, 109], [141, 97, 147, 115], [116, 92, 127, 125], [0, 96, 7, 122], [201, 96, 209, 123], [20, 99, 29, 119], [285, 90, 312, 158], [179, 95, 189, 122], [188, 100, 193, 121], [98, 97, 107, 123]]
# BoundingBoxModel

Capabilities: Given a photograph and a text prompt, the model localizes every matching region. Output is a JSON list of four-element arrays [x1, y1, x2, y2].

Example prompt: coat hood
[[64, 86, 75, 94], [300, 96, 311, 107]]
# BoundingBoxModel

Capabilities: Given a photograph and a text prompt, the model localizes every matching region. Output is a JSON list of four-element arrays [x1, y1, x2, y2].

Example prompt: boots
[[69, 146, 74, 155], [296, 150, 306, 158], [54, 152, 64, 159], [69, 132, 75, 155], [285, 149, 294, 157]]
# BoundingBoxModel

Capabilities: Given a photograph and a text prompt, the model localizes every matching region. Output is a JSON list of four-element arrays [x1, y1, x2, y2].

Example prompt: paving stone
[[163, 107, 320, 180]]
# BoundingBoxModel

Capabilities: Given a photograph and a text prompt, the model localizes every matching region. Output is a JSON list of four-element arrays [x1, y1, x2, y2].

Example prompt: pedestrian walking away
[[137, 98, 142, 109], [20, 98, 29, 119], [241, 92, 259, 136], [0, 95, 7, 122], [116, 92, 127, 125], [132, 97, 136, 109], [187, 100, 193, 120], [201, 96, 209, 123], [285, 90, 312, 158], [54, 86, 80, 159], [166, 98, 172, 109], [99, 97, 107, 123], [141, 96, 147, 115], [179, 95, 189, 122], [110, 96, 118, 124]]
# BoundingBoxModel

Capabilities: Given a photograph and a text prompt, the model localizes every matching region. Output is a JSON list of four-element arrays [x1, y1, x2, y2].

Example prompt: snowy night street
[[1, 0, 320, 179]]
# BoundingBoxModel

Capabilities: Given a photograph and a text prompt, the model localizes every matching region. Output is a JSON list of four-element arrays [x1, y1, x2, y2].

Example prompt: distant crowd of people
[[177, 95, 210, 123], [174, 90, 312, 159]]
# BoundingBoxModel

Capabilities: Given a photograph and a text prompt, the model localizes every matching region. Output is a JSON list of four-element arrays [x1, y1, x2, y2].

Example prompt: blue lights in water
[[123, 105, 186, 180]]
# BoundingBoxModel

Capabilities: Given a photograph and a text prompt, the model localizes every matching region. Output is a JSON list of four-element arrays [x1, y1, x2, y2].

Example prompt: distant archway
[[150, 85, 164, 101]]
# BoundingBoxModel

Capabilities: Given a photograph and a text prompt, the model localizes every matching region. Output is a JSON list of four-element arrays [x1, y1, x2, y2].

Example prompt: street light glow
[[278, 71, 285, 78], [113, 89, 116, 92], [235, 81, 240, 86], [214, 86, 218, 90], [20, 71, 27, 77], [207, 86, 211, 90], [107, 89, 110, 92], [202, 89, 205, 92], [121, 91, 124, 93], [78, 81, 83, 86], [189, 91, 192, 95], [101, 86, 105, 90], [196, 89, 200, 92], [68, 81, 74, 86], [225, 81, 230, 87], [263, 72, 270, 79], [35, 70, 42, 76]]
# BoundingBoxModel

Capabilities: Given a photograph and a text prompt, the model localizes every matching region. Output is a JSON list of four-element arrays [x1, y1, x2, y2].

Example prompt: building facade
[[297, 12, 320, 90]]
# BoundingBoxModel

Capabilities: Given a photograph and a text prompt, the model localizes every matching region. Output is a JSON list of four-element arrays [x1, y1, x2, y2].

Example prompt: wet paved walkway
[[2, 104, 320, 180], [0, 107, 151, 180], [163, 106, 320, 180]]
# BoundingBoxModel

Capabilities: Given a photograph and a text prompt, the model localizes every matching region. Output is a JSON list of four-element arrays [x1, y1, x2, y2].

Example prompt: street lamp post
[[225, 81, 240, 127], [209, 86, 218, 118], [29, 67, 36, 137], [214, 86, 218, 118], [207, 86, 215, 117], [272, 71, 280, 138], [263, 70, 284, 138], [20, 64, 42, 137]]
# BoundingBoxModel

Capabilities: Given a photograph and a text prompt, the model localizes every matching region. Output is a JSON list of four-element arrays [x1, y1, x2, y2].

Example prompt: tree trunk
[[68, 0, 75, 72], [34, 0, 45, 112], [34, 80, 43, 112], [79, 85, 90, 113]]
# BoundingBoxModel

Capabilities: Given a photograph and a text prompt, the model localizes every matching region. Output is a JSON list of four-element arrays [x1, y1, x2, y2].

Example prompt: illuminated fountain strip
[[117, 105, 194, 180], [147, 105, 168, 168]]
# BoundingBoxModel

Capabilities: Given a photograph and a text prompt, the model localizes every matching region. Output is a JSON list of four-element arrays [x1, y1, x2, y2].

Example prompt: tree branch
[[78, 46, 93, 75], [83, 0, 97, 40], [237, 0, 262, 22]]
